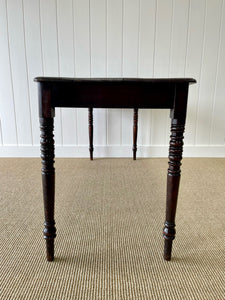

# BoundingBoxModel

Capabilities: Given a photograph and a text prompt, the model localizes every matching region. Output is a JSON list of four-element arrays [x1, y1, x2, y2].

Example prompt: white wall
[[0, 0, 224, 157]]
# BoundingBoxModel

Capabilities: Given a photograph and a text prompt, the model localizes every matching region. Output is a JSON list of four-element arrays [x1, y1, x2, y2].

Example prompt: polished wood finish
[[88, 108, 94, 160], [133, 108, 138, 160], [35, 77, 195, 109], [40, 117, 56, 261], [35, 77, 196, 261], [163, 119, 185, 260]]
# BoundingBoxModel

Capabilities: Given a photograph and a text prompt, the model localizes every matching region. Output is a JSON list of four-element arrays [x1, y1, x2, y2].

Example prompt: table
[[35, 77, 196, 262]]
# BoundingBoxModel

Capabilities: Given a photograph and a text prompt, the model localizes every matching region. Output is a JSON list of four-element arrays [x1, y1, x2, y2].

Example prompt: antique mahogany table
[[35, 77, 196, 262]]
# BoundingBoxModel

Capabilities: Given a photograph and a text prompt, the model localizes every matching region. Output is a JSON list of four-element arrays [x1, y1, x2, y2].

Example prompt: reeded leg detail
[[88, 108, 94, 160], [163, 118, 185, 261], [133, 108, 138, 160], [40, 117, 56, 261]]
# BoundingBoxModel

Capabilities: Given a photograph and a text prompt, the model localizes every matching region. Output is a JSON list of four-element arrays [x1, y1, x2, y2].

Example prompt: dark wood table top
[[35, 77, 196, 84]]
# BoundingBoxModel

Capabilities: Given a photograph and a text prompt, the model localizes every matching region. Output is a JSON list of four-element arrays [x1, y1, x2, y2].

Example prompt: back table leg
[[133, 108, 138, 160], [40, 117, 56, 261], [89, 108, 94, 160], [163, 118, 185, 260]]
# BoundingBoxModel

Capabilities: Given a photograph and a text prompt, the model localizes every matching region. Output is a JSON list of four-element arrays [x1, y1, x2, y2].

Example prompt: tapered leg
[[133, 108, 138, 160], [88, 108, 94, 160], [163, 118, 185, 260], [40, 117, 56, 261]]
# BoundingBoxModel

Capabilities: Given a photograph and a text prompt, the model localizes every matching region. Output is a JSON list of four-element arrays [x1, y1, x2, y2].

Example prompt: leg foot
[[44, 220, 56, 261], [163, 221, 176, 260], [164, 239, 173, 261], [46, 239, 55, 261]]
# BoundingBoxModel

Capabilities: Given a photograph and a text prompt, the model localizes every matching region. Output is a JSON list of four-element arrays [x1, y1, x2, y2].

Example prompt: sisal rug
[[1, 158, 225, 299]]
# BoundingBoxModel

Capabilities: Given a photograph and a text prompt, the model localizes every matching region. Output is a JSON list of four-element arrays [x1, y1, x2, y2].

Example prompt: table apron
[[49, 82, 175, 109]]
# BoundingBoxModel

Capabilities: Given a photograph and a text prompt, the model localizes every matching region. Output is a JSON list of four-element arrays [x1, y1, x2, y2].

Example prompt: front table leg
[[40, 117, 56, 261], [163, 118, 185, 260]]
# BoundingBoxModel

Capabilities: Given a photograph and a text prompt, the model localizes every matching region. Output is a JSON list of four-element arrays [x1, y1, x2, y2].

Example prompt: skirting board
[[0, 145, 224, 158]]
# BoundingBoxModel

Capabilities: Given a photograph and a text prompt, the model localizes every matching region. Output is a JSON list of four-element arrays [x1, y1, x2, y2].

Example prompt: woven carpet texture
[[1, 158, 225, 299]]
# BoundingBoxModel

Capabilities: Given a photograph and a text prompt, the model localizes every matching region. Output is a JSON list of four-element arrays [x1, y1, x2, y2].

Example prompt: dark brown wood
[[35, 77, 196, 84], [35, 77, 196, 262], [40, 117, 56, 261], [163, 119, 185, 260], [35, 77, 195, 109], [133, 108, 138, 160], [88, 108, 94, 160], [163, 83, 189, 260], [38, 83, 55, 118]]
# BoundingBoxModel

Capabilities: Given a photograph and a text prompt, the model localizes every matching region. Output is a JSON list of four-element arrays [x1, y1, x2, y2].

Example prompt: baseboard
[[0, 145, 224, 158]]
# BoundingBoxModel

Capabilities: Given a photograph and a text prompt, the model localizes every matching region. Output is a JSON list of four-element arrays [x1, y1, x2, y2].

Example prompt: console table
[[35, 77, 196, 262]]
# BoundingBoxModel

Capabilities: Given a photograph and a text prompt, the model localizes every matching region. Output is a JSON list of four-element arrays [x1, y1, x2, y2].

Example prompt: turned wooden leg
[[88, 108, 94, 160], [163, 118, 185, 261], [133, 108, 138, 160], [40, 117, 56, 261]]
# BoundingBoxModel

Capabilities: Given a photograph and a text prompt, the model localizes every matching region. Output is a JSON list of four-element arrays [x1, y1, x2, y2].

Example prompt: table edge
[[34, 77, 197, 84]]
